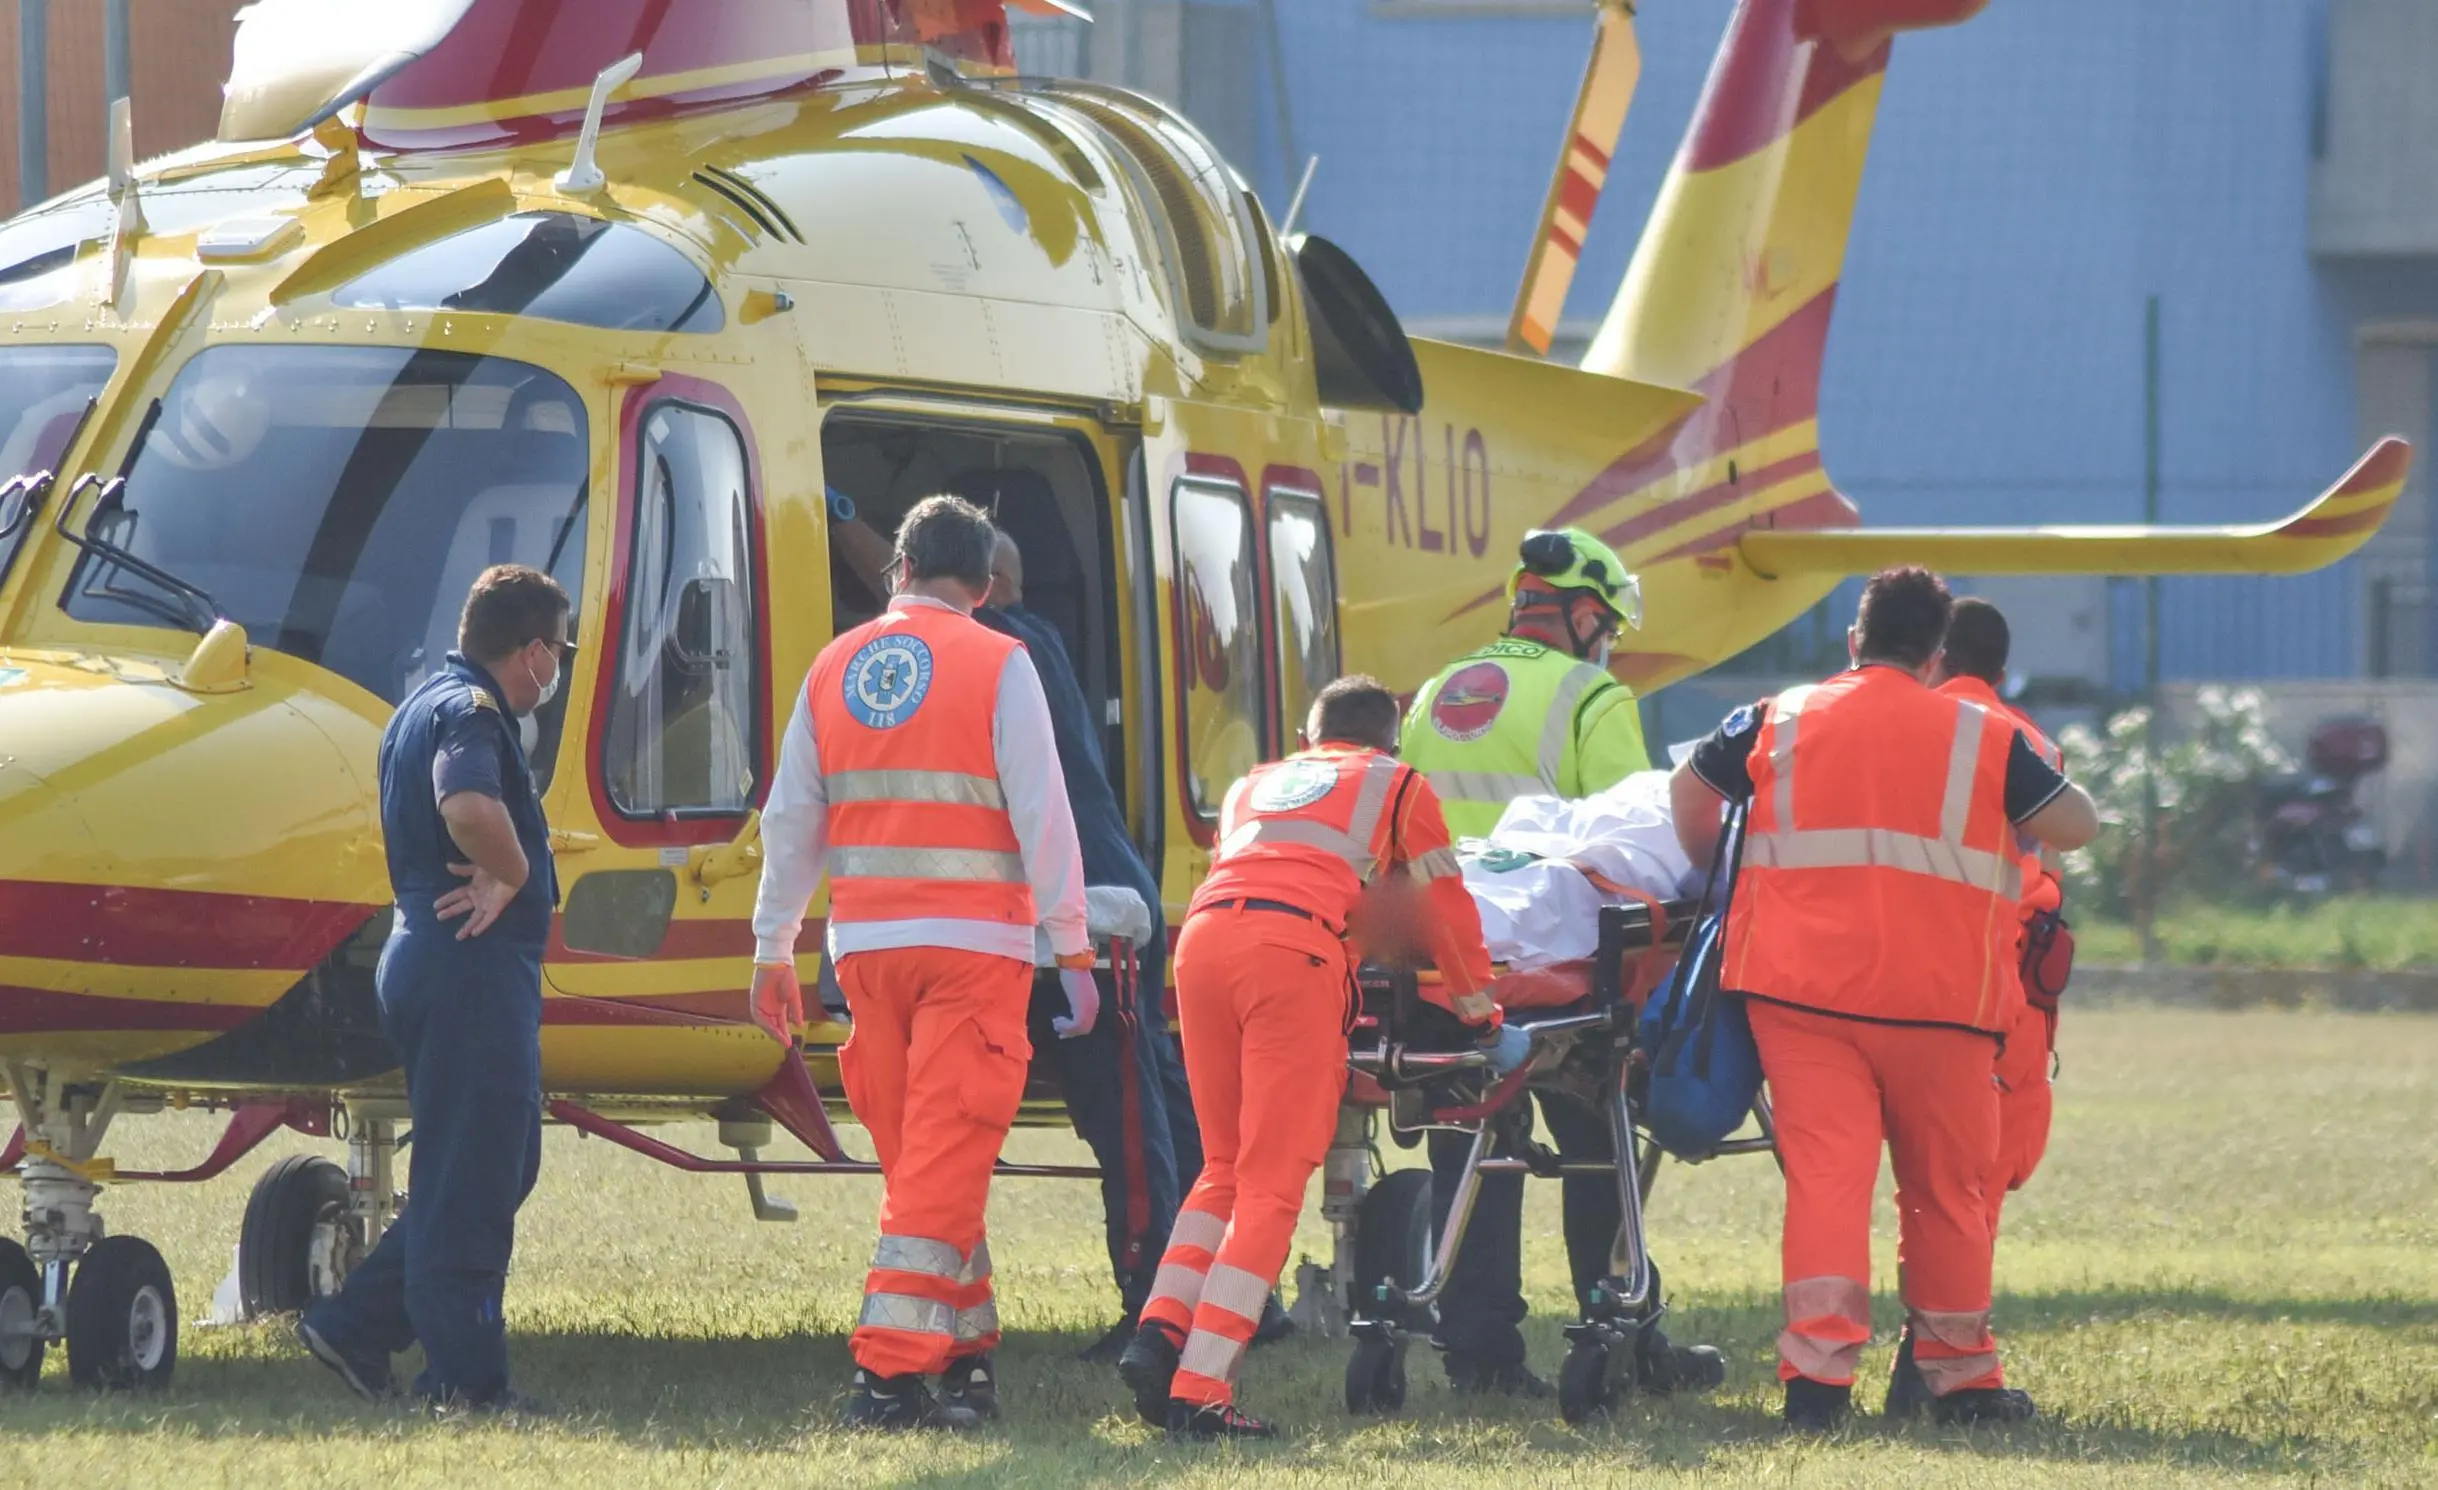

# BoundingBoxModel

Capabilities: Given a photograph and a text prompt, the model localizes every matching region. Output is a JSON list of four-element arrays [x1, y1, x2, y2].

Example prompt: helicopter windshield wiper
[[52, 401, 223, 636]]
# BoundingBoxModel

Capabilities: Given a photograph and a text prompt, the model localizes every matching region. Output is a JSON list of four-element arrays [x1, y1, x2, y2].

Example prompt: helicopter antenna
[[557, 51, 645, 195], [1281, 154, 1319, 238]]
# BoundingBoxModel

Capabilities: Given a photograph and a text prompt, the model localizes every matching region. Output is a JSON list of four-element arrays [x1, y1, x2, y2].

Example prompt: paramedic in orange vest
[[749, 494, 1092, 1432], [1670, 568, 2097, 1432], [1116, 675, 1524, 1441]]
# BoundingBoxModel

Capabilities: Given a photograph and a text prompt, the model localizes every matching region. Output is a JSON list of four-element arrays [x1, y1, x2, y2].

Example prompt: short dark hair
[[894, 495, 997, 592], [1309, 675, 1400, 751], [459, 564, 570, 662], [1943, 597, 2010, 684], [1853, 566, 1952, 669]]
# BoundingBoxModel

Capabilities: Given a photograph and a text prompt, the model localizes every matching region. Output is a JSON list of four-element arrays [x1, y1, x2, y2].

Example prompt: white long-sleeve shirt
[[752, 595, 1092, 966]]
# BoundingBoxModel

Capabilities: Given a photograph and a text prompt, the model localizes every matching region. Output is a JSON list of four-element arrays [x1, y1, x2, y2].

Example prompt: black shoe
[[296, 1317, 394, 1404], [1079, 1314, 1138, 1365], [843, 1370, 983, 1432], [1783, 1376, 1852, 1433], [1116, 1320, 1183, 1428], [1250, 1293, 1296, 1348], [1635, 1324, 1727, 1395], [1883, 1327, 1933, 1421], [1932, 1386, 2037, 1426], [428, 1388, 556, 1420], [1167, 1398, 1278, 1441], [1444, 1355, 1552, 1399], [939, 1352, 1001, 1420]]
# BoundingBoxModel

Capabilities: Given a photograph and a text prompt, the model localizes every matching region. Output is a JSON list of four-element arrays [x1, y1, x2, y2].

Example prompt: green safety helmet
[[1508, 528, 1643, 630]]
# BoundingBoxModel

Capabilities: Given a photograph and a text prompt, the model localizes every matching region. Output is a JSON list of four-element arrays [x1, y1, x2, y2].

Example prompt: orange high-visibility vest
[[1724, 666, 2022, 1033], [1939, 675, 2065, 919], [1191, 747, 1415, 934], [807, 604, 1035, 929]]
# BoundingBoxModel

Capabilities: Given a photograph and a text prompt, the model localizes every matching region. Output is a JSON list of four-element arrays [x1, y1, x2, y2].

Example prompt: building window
[[1266, 489, 1339, 737], [602, 401, 760, 816], [1173, 477, 1264, 818]]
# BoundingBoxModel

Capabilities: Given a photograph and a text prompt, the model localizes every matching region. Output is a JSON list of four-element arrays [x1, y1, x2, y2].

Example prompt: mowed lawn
[[5, 1006, 2436, 1488]]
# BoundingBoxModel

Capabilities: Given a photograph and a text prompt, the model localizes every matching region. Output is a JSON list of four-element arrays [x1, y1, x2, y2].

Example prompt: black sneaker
[[939, 1352, 1001, 1420], [1250, 1293, 1296, 1348], [1079, 1314, 1138, 1365], [842, 1370, 983, 1432], [1635, 1324, 1727, 1395], [1444, 1356, 1552, 1399], [1167, 1398, 1278, 1441], [1116, 1320, 1183, 1427], [1932, 1386, 2037, 1426], [1783, 1375, 1852, 1433], [1883, 1327, 1932, 1422], [296, 1317, 394, 1404]]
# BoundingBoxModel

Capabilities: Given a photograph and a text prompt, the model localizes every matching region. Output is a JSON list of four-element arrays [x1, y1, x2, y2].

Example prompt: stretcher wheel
[[65, 1236, 176, 1391], [239, 1155, 351, 1317], [1557, 1333, 1630, 1426], [1351, 1169, 1434, 1313], [0, 1238, 44, 1388], [1344, 1332, 1407, 1414]]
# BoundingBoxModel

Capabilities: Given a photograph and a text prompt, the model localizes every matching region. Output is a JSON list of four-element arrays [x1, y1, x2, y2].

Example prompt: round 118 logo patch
[[1430, 661, 1511, 743], [843, 634, 934, 729], [1247, 757, 1340, 813]]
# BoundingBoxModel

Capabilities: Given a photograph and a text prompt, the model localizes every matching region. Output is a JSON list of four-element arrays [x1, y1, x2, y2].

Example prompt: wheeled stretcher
[[1300, 897, 1778, 1425]]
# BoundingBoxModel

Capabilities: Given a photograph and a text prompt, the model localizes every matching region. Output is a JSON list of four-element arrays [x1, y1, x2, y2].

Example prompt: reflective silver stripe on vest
[[953, 1300, 1000, 1343], [1941, 704, 1988, 845], [1408, 845, 1462, 882], [1427, 769, 1546, 804], [827, 769, 1007, 810], [959, 1239, 993, 1286], [858, 1292, 955, 1337], [1450, 990, 1496, 1021], [831, 846, 1026, 883], [1766, 684, 1821, 834], [1538, 661, 1613, 790], [873, 1235, 964, 1279], [1217, 755, 1405, 883], [1744, 827, 2022, 900], [1177, 1328, 1247, 1385]]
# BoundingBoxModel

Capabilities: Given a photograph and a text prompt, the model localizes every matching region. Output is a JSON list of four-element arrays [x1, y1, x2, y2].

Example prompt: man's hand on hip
[[435, 861, 522, 940], [750, 962, 805, 1043]]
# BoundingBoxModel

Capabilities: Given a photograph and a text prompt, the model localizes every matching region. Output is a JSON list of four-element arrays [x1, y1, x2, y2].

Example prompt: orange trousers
[[1748, 999, 2005, 1397], [1989, 996, 2054, 1234], [835, 946, 1033, 1378], [1141, 907, 1350, 1407]]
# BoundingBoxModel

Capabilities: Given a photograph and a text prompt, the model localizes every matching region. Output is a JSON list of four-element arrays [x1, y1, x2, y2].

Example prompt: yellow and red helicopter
[[0, 0, 2406, 1388]]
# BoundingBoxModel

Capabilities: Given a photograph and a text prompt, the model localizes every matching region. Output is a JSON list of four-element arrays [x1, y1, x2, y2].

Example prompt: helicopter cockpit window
[[0, 346, 117, 589], [1173, 477, 1265, 819], [335, 211, 725, 335], [62, 345, 591, 782], [601, 401, 760, 818], [0, 198, 114, 314]]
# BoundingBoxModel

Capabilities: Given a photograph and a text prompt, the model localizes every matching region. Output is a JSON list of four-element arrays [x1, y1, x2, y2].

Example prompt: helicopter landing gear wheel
[[0, 1239, 44, 1388], [66, 1236, 177, 1391], [1344, 1330, 1408, 1414], [239, 1155, 352, 1316]]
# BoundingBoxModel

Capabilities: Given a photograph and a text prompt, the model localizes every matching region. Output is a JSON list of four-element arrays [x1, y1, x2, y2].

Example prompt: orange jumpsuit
[[1720, 668, 2022, 1398], [1143, 745, 1493, 1408], [752, 597, 1090, 1380], [1938, 676, 2064, 1233]]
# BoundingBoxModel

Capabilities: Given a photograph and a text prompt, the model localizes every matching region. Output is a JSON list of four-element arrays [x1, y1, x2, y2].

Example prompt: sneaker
[[1932, 1386, 2037, 1426], [1444, 1356, 1552, 1399], [1883, 1327, 1932, 1422], [1635, 1324, 1727, 1395], [1250, 1293, 1296, 1348], [1078, 1314, 1138, 1366], [296, 1316, 394, 1404], [939, 1352, 1001, 1420], [1783, 1376, 1852, 1433], [1167, 1398, 1277, 1441], [1116, 1320, 1183, 1428], [842, 1369, 982, 1432]]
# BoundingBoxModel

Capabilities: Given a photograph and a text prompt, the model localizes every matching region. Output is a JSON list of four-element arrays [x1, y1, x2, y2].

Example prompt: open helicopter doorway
[[819, 413, 1132, 820]]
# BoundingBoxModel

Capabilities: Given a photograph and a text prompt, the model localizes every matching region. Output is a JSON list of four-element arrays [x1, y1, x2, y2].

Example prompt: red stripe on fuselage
[[0, 986, 256, 1034], [0, 881, 377, 972], [1681, 0, 1890, 173]]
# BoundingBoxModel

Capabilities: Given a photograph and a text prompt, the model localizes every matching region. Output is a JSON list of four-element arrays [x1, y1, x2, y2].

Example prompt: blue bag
[[1635, 802, 1762, 1158]]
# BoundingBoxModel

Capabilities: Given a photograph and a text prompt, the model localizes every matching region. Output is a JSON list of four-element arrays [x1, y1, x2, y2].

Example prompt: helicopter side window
[[1265, 488, 1340, 744], [601, 401, 761, 818], [335, 212, 725, 335], [1172, 476, 1265, 820], [0, 346, 116, 589]]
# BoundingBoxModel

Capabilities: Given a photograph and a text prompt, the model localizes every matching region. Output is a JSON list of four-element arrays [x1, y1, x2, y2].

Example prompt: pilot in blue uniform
[[300, 565, 570, 1413], [977, 533, 1208, 1359]]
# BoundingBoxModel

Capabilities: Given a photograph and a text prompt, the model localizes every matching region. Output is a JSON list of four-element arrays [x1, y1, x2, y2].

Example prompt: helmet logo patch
[[1431, 662, 1510, 743]]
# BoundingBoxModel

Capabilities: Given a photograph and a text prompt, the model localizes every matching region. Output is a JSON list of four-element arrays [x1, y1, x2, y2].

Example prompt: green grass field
[[5, 1006, 2436, 1487], [2078, 897, 2438, 970]]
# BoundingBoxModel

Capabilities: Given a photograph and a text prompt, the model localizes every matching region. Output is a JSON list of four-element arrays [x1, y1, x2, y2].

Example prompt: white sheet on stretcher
[[1459, 771, 1706, 970]]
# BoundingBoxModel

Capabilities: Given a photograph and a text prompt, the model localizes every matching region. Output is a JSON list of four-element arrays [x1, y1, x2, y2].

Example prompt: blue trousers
[[307, 924, 544, 1403], [1029, 919, 1202, 1315], [1428, 1091, 1622, 1367]]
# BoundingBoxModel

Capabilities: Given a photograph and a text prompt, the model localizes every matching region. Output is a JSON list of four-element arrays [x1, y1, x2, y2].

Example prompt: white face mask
[[522, 644, 561, 715]]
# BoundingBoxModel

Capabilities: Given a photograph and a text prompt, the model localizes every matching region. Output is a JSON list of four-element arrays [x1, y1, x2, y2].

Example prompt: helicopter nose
[[0, 655, 387, 1062]]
